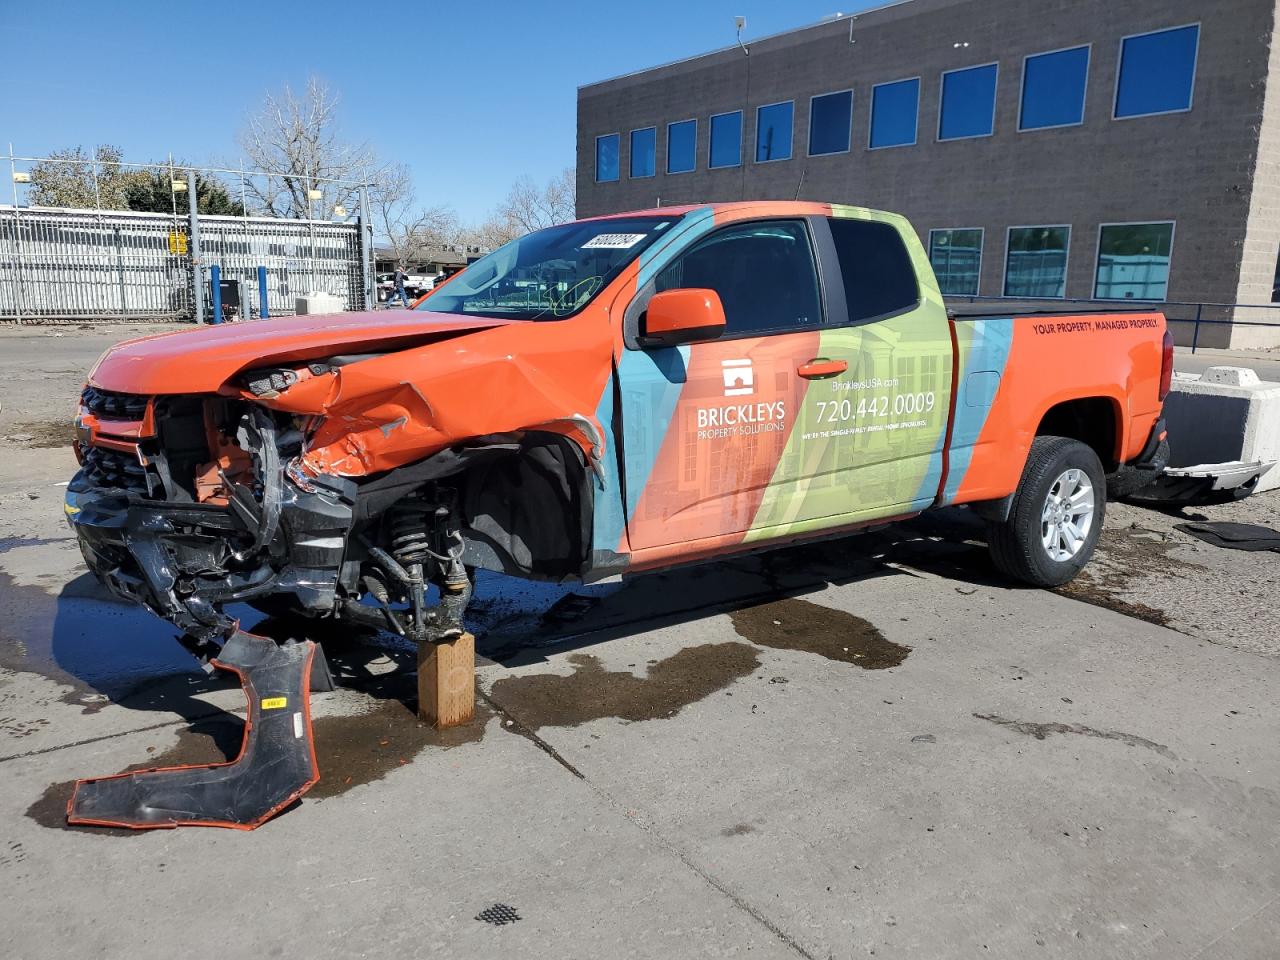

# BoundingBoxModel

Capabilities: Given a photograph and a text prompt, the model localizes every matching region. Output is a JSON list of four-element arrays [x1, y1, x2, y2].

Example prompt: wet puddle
[[0, 567, 206, 716], [8, 533, 910, 834], [489, 642, 761, 732], [729, 596, 910, 669]]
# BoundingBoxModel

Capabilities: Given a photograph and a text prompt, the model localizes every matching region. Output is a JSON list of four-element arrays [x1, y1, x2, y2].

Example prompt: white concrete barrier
[[1164, 366, 1280, 493], [294, 293, 345, 316]]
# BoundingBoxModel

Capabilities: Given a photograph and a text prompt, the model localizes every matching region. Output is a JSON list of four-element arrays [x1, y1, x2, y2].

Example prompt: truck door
[[747, 209, 955, 533], [615, 218, 833, 554]]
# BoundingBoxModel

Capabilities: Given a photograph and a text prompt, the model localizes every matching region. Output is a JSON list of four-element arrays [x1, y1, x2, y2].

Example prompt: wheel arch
[[449, 431, 595, 581], [1033, 394, 1126, 471]]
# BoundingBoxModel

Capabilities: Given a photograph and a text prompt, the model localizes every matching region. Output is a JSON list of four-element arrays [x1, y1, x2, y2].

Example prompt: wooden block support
[[418, 632, 475, 728]]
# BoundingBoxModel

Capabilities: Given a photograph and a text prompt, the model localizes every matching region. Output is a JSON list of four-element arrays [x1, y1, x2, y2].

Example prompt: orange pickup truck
[[66, 201, 1171, 647]]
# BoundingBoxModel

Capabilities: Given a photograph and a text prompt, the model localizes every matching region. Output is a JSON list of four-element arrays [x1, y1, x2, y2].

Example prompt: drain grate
[[476, 903, 521, 926]]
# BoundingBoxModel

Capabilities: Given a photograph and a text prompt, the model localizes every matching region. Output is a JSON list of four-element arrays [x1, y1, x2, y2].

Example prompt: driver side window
[[654, 220, 823, 336]]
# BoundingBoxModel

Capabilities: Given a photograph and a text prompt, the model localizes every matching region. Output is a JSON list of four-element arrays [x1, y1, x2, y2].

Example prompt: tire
[[986, 436, 1106, 587]]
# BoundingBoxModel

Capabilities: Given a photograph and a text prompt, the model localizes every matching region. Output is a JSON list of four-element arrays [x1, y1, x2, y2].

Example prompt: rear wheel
[[986, 436, 1106, 587]]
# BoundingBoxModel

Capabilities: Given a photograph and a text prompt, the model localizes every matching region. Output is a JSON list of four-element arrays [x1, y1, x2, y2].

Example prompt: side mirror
[[641, 288, 726, 347]]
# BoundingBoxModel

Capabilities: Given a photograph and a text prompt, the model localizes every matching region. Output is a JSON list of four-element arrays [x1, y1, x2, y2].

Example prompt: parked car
[[376, 271, 434, 301], [65, 201, 1170, 649]]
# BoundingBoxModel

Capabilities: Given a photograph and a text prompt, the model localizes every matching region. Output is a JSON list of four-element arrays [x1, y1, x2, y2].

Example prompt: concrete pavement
[[2, 323, 1280, 959], [1174, 345, 1280, 380], [2, 443, 1279, 959]]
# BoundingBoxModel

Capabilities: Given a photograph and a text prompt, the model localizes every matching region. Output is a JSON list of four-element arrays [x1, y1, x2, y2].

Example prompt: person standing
[[387, 263, 412, 309]]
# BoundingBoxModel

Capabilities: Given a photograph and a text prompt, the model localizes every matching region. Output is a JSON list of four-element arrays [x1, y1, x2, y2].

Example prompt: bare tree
[[237, 76, 379, 219], [368, 162, 460, 266], [471, 168, 576, 248]]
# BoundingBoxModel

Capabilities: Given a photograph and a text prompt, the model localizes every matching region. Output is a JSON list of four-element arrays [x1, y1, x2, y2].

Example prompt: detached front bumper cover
[[67, 630, 320, 830]]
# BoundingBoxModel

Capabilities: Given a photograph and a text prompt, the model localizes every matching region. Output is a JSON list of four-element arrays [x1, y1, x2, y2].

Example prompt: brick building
[[576, 0, 1280, 346]]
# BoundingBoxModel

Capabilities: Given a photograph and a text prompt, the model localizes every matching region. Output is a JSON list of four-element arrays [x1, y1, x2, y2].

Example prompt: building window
[[929, 228, 984, 296], [1115, 24, 1200, 119], [755, 101, 794, 162], [809, 90, 853, 156], [710, 111, 743, 168], [1005, 226, 1070, 298], [828, 217, 920, 323], [1020, 45, 1090, 130], [939, 63, 998, 140], [630, 127, 656, 178], [1094, 222, 1174, 300], [1273, 246, 1280, 303], [869, 78, 920, 149], [667, 119, 696, 174], [595, 134, 619, 183]]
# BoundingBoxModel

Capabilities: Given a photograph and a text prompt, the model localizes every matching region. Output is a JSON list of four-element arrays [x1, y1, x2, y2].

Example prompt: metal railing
[[2, 146, 376, 323], [0, 205, 368, 322], [946, 296, 1280, 352]]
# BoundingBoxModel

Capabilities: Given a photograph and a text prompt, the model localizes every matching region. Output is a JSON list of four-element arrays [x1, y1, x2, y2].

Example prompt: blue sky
[[0, 0, 881, 222]]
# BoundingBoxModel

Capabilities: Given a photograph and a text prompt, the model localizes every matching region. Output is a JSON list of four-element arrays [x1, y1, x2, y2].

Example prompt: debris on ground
[[1175, 521, 1280, 553]]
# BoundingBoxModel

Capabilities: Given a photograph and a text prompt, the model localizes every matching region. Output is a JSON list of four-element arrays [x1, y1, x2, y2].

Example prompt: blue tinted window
[[630, 127, 656, 178], [1005, 226, 1070, 298], [755, 101, 794, 162], [595, 134, 619, 182], [667, 119, 696, 174], [1095, 223, 1174, 300], [1021, 46, 1090, 130], [809, 90, 853, 155], [710, 111, 743, 168], [939, 64, 998, 140], [870, 79, 919, 148], [929, 228, 983, 296], [1116, 25, 1199, 118]]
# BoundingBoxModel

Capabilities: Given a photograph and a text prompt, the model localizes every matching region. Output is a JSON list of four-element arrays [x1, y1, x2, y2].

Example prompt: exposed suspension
[[354, 489, 471, 644]]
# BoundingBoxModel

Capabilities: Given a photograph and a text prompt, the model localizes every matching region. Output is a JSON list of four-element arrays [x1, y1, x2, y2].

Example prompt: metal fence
[[0, 204, 368, 322], [199, 213, 366, 318]]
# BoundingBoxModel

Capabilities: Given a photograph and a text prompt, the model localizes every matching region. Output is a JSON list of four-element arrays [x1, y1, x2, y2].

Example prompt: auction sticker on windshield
[[582, 233, 648, 249]]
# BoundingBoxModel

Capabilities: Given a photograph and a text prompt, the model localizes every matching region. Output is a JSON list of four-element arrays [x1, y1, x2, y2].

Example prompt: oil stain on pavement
[[1, 421, 77, 449], [729, 596, 910, 669], [489, 642, 761, 732], [1052, 525, 1198, 628], [974, 712, 1176, 759]]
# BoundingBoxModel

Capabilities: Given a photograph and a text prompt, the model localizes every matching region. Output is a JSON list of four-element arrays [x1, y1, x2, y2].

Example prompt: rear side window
[[827, 218, 920, 323], [655, 220, 822, 336]]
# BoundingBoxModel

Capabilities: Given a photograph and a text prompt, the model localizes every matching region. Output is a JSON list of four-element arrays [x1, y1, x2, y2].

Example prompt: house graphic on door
[[722, 358, 754, 397]]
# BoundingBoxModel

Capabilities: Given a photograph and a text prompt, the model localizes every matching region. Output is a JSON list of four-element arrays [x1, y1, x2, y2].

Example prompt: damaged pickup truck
[[66, 201, 1172, 658]]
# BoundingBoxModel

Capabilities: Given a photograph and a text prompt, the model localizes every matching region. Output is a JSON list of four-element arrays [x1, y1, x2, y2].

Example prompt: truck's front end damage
[[64, 307, 606, 666], [66, 383, 475, 653], [68, 388, 347, 641]]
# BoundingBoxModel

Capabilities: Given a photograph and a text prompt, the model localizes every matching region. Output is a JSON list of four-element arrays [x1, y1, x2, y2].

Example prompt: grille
[[82, 445, 155, 497], [475, 904, 521, 926], [82, 386, 150, 420]]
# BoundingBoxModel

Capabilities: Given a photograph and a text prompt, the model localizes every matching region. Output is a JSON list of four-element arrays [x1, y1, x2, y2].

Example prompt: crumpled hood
[[88, 310, 514, 395]]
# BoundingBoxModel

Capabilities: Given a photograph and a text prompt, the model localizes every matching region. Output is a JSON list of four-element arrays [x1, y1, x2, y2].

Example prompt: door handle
[[797, 358, 848, 379]]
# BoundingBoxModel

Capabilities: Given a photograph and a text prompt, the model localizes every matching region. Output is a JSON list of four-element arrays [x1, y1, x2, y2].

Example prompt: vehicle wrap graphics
[[593, 203, 979, 568]]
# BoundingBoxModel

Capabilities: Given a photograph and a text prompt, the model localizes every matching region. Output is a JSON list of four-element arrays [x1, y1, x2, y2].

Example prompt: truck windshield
[[420, 216, 673, 320]]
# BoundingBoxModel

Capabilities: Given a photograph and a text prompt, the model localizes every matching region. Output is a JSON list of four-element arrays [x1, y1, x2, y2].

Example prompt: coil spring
[[390, 505, 432, 567]]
